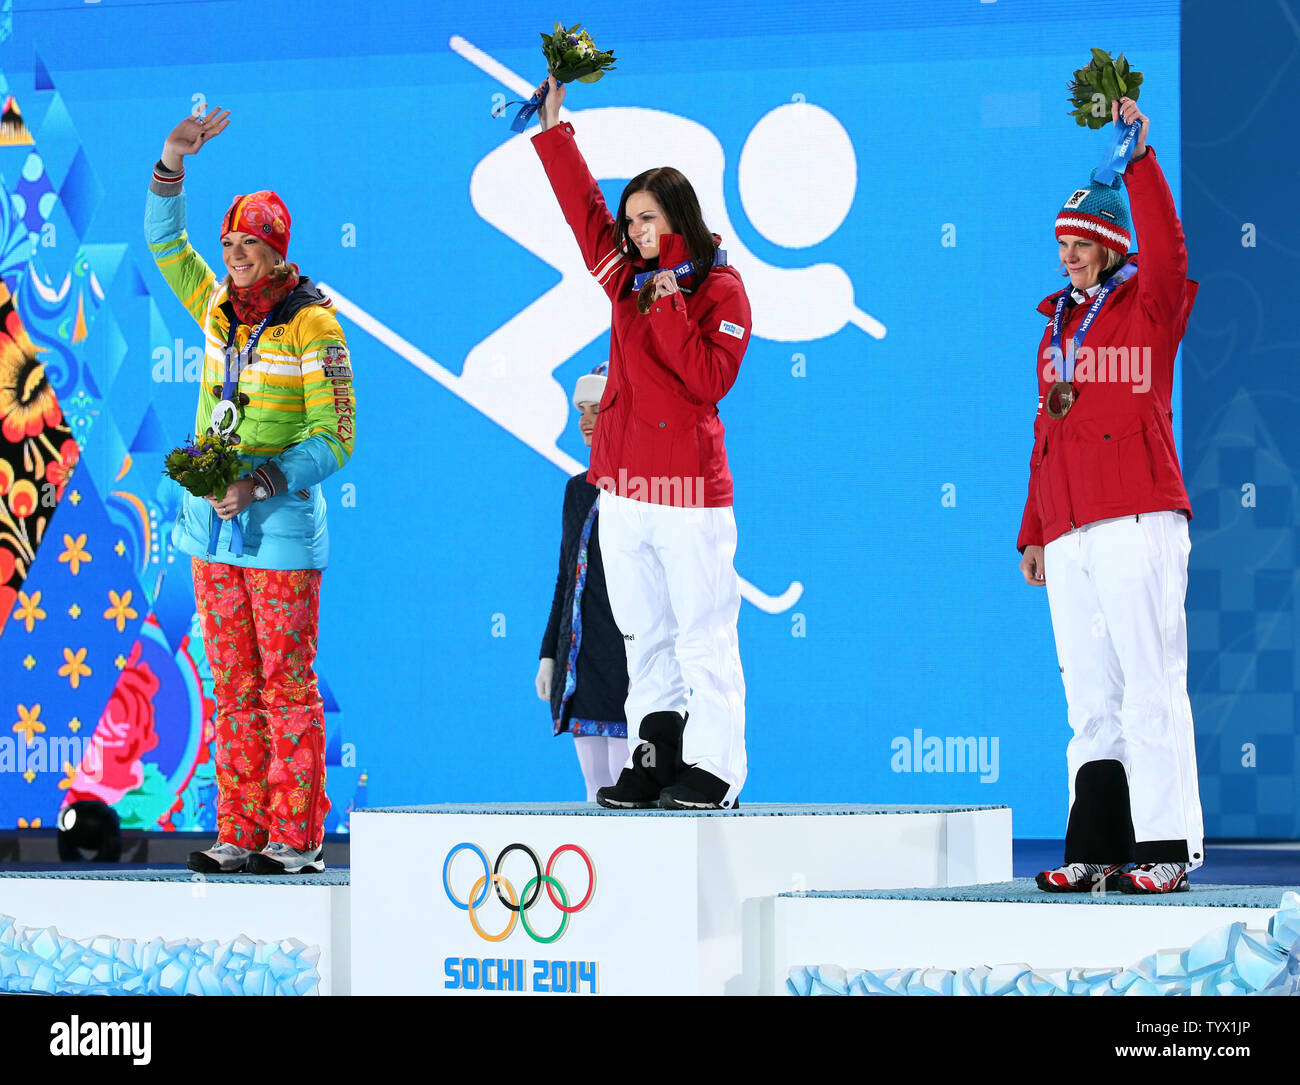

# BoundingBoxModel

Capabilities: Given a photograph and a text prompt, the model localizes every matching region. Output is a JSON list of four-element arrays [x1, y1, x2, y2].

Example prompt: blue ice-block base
[[786, 891, 1300, 997], [0, 913, 322, 995]]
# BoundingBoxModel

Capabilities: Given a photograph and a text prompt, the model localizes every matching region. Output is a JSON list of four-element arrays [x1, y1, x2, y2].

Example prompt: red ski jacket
[[1017, 146, 1198, 552], [534, 121, 751, 508]]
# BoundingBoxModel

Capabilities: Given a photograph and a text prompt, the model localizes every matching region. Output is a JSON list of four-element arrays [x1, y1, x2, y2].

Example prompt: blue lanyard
[[221, 304, 281, 401], [632, 250, 727, 291], [1049, 262, 1137, 381]]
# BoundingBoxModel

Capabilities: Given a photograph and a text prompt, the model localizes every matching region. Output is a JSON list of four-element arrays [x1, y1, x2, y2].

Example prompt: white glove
[[535, 658, 555, 700]]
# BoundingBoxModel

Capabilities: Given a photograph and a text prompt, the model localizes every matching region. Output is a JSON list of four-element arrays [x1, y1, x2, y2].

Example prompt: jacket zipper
[[1058, 423, 1076, 530]]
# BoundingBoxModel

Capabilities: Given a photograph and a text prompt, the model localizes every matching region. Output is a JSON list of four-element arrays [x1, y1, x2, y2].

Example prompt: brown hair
[[616, 168, 717, 287]]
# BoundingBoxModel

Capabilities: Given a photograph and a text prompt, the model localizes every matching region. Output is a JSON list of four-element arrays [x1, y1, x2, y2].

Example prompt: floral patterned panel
[[0, 278, 76, 634]]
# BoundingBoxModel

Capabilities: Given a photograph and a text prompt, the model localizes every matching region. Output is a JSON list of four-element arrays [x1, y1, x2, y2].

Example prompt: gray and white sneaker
[[246, 841, 325, 875], [187, 841, 252, 874]]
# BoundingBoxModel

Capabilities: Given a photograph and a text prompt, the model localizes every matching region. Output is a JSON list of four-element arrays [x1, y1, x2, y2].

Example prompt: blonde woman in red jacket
[[1019, 98, 1203, 894], [531, 75, 750, 810]]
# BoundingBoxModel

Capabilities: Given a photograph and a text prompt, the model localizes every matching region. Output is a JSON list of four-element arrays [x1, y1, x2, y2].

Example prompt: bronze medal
[[1045, 380, 1077, 420], [636, 279, 656, 315]]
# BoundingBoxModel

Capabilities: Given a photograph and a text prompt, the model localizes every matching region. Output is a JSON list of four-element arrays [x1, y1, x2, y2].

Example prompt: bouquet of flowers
[[504, 21, 617, 131], [163, 433, 242, 500], [1068, 48, 1143, 129], [541, 22, 617, 84]]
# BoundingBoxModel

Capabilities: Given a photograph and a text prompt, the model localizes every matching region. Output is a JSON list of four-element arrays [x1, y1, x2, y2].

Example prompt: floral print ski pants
[[192, 558, 330, 851]]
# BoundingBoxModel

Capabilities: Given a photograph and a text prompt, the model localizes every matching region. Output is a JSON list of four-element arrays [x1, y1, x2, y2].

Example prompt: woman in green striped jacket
[[145, 107, 356, 876]]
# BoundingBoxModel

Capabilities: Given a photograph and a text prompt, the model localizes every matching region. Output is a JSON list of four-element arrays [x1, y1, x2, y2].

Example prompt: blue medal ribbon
[[205, 301, 284, 557], [1048, 261, 1138, 382], [505, 83, 548, 133], [220, 306, 277, 402], [1094, 118, 1141, 186], [631, 250, 727, 292]]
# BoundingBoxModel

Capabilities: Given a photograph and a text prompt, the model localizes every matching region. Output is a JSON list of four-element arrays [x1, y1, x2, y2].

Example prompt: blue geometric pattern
[[0, 912, 321, 995], [1182, 3, 1300, 837], [786, 891, 1300, 996], [0, 50, 362, 834]]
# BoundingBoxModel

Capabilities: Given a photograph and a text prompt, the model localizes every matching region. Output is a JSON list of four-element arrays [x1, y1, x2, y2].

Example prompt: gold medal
[[636, 279, 656, 315], [1045, 380, 1077, 420]]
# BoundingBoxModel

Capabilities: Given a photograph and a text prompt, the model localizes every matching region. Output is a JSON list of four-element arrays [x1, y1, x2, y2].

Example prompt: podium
[[0, 868, 350, 995], [349, 802, 1011, 995]]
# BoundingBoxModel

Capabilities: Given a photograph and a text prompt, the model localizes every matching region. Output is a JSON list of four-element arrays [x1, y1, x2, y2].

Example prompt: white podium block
[[774, 882, 1300, 996], [350, 803, 1011, 996], [0, 870, 350, 995]]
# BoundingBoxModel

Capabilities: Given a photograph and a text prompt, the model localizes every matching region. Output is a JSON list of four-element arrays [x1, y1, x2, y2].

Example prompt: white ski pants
[[1044, 511, 1205, 869], [596, 490, 747, 804]]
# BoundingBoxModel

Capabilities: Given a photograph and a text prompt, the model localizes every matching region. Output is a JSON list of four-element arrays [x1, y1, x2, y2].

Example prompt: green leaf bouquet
[[163, 432, 242, 500], [541, 22, 617, 84], [1068, 48, 1143, 129]]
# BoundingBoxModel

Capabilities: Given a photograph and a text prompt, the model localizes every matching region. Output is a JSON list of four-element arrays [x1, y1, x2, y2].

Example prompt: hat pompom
[[1087, 166, 1122, 191]]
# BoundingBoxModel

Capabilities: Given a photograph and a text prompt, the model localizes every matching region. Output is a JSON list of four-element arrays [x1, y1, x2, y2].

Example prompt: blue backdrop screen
[[0, 1, 1183, 836]]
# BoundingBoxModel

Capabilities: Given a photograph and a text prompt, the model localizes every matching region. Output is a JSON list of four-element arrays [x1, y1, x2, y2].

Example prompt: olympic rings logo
[[442, 842, 596, 944]]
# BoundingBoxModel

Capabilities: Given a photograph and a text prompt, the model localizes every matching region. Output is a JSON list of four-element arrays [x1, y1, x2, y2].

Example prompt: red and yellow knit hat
[[220, 191, 291, 258]]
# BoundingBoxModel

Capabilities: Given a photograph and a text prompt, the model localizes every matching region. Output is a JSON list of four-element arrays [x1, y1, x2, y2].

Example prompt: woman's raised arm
[[530, 77, 626, 302], [144, 107, 233, 327]]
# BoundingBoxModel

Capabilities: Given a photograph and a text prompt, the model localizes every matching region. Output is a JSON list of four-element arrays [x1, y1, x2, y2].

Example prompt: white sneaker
[[1035, 861, 1128, 893], [1119, 862, 1189, 894], [246, 841, 325, 875], [187, 841, 252, 874]]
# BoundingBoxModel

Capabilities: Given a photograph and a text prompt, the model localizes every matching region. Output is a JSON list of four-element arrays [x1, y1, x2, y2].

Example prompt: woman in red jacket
[[531, 74, 750, 810], [1019, 98, 1203, 894]]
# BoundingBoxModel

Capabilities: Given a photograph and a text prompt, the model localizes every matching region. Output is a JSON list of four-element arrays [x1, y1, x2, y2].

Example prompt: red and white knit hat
[[1054, 170, 1132, 257]]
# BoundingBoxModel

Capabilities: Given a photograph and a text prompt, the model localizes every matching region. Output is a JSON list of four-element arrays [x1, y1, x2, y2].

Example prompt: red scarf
[[229, 264, 300, 326]]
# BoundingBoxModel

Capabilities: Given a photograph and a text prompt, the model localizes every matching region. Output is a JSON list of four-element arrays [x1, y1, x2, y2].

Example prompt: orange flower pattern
[[102, 589, 137, 633], [191, 558, 330, 851], [0, 281, 74, 635], [57, 533, 91, 575]]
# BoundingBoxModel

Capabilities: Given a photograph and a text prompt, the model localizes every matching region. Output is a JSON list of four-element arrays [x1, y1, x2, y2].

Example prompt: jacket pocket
[[1070, 416, 1153, 507], [626, 412, 702, 504], [1033, 433, 1058, 528]]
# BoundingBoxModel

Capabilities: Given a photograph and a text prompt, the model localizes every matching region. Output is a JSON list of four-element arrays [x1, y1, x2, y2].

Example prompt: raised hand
[[1112, 97, 1149, 160], [537, 74, 566, 132], [161, 107, 231, 170]]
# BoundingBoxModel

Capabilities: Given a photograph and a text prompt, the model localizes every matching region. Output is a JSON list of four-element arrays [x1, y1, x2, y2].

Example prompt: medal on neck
[[1045, 261, 1137, 420], [631, 247, 728, 316], [208, 301, 281, 443]]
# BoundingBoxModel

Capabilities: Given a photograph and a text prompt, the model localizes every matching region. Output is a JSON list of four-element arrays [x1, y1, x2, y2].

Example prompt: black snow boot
[[658, 766, 737, 811], [595, 710, 685, 809]]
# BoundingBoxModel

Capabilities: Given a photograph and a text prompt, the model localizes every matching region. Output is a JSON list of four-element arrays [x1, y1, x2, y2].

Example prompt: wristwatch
[[252, 482, 269, 502]]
